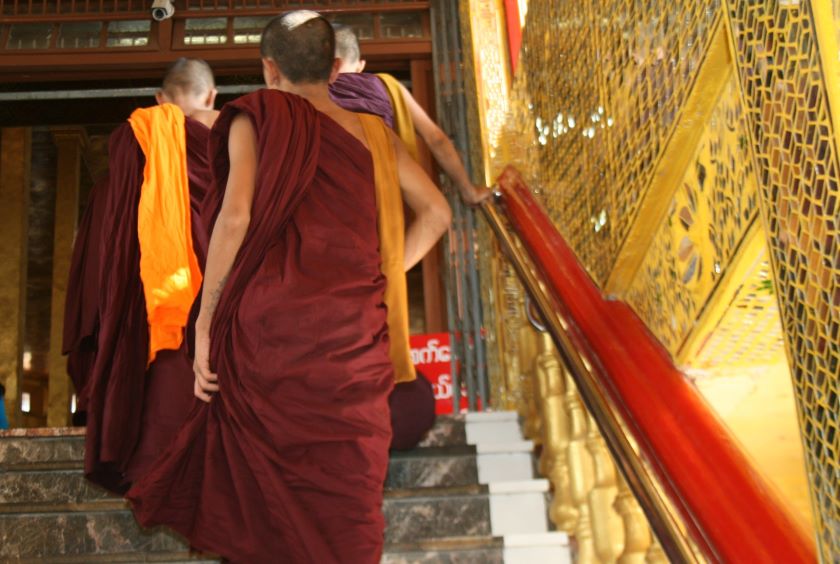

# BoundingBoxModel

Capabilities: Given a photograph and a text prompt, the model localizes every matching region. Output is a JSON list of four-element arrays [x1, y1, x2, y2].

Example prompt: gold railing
[[458, 0, 838, 558], [480, 166, 816, 563], [481, 198, 691, 562]]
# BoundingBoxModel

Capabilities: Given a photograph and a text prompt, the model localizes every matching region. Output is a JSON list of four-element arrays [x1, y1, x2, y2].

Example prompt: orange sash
[[128, 104, 202, 364], [376, 73, 419, 161], [359, 114, 416, 383]]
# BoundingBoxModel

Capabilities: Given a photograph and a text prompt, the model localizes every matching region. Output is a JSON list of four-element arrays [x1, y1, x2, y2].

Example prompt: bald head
[[260, 10, 336, 85], [162, 58, 215, 99], [157, 58, 217, 116], [334, 24, 365, 73]]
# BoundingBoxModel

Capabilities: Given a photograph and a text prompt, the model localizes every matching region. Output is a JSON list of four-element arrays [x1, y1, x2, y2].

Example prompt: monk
[[62, 57, 218, 492], [330, 24, 490, 205], [126, 11, 450, 563], [330, 25, 487, 448]]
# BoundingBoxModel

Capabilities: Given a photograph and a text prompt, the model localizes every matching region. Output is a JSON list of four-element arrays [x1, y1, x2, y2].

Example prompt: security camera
[[151, 0, 174, 21]]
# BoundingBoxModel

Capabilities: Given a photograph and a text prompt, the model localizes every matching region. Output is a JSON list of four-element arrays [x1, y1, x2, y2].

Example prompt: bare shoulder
[[321, 105, 370, 150]]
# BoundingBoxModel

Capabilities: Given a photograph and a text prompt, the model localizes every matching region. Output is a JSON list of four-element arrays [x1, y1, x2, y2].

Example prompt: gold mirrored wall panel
[[626, 74, 759, 354], [725, 1, 840, 557]]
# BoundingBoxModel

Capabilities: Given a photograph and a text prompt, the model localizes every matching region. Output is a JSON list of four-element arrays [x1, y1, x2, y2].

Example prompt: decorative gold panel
[[691, 257, 785, 372], [514, 1, 613, 282], [626, 74, 759, 354], [599, 2, 721, 255], [725, 1, 840, 557], [484, 0, 723, 284]]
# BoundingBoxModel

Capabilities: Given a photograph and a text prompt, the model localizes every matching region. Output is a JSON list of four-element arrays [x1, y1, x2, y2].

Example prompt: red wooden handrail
[[495, 165, 816, 563]]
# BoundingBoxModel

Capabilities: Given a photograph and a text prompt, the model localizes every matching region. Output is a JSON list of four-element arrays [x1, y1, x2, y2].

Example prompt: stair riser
[[388, 455, 477, 489], [0, 416, 467, 473], [385, 495, 490, 544], [0, 438, 85, 470], [416, 416, 466, 448], [0, 453, 480, 507], [1, 495, 491, 558], [14, 547, 503, 563], [0, 512, 185, 560], [0, 472, 111, 506], [382, 549, 504, 563]]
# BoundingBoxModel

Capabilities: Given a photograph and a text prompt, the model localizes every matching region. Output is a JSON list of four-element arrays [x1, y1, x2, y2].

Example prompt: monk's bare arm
[[193, 113, 257, 402], [394, 129, 452, 271], [400, 83, 490, 205]]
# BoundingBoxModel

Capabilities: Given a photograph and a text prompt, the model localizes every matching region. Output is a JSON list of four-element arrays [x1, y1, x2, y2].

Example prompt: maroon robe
[[127, 90, 394, 564], [64, 117, 212, 492], [63, 174, 108, 413]]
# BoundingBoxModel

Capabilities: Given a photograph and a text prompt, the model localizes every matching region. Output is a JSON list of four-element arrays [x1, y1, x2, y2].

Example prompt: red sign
[[410, 333, 468, 414]]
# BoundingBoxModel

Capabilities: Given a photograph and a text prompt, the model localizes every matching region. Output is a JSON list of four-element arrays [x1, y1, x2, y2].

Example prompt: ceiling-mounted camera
[[150, 0, 175, 21]]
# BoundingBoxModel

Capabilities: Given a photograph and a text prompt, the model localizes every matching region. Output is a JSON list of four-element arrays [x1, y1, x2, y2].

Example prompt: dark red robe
[[127, 90, 394, 564], [63, 174, 108, 414], [63, 117, 212, 492]]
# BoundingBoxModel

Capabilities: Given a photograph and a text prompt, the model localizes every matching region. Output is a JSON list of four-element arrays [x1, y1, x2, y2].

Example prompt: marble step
[[0, 415, 468, 472], [13, 553, 218, 563], [383, 536, 503, 563], [387, 445, 478, 489], [5, 536, 504, 563], [0, 484, 492, 559], [0, 446, 479, 503]]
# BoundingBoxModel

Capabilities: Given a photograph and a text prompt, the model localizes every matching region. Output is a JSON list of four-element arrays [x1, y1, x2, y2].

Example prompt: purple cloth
[[329, 73, 395, 128]]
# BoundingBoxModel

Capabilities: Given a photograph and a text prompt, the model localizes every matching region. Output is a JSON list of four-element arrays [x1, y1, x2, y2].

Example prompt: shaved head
[[162, 58, 215, 98], [333, 24, 360, 65], [260, 10, 335, 84]]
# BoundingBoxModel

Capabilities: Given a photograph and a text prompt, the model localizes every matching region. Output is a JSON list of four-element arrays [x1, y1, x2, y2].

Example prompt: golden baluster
[[645, 535, 668, 563], [564, 369, 596, 563], [614, 476, 651, 564], [585, 412, 623, 562], [517, 323, 541, 442], [535, 332, 577, 530]]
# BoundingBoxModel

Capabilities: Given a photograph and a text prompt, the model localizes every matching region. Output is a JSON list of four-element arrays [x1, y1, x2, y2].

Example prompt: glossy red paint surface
[[495, 165, 816, 563], [502, 0, 522, 75]]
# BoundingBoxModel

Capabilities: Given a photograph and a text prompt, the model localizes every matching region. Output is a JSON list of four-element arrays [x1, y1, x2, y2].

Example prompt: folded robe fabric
[[128, 103, 203, 364], [376, 72, 419, 160], [360, 113, 417, 384], [329, 72, 395, 128]]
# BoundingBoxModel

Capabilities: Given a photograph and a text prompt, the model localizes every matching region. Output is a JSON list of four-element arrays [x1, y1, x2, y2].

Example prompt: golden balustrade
[[458, 0, 836, 559]]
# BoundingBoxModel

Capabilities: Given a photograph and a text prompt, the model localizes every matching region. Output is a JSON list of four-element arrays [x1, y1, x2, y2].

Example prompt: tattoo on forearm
[[204, 271, 230, 321]]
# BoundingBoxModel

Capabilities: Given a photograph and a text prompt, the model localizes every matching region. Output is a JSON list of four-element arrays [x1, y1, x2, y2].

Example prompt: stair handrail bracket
[[480, 165, 817, 564]]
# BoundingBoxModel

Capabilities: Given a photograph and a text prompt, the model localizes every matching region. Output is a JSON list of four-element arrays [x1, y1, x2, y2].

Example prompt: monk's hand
[[462, 185, 493, 206], [193, 323, 218, 402]]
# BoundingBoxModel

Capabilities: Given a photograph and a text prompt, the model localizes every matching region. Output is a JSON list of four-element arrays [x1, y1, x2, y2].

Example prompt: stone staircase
[[0, 413, 570, 563]]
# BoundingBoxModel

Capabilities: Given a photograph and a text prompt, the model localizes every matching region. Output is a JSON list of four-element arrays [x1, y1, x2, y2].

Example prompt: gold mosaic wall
[[463, 0, 840, 558], [626, 74, 760, 354], [485, 1, 724, 284], [724, 1, 840, 556], [690, 256, 785, 372]]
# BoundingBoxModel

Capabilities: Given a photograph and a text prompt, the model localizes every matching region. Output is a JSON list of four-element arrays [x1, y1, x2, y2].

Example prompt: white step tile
[[466, 411, 519, 423], [504, 532, 569, 547], [478, 452, 535, 483], [466, 419, 524, 445], [489, 488, 549, 535], [474, 440, 534, 454], [489, 479, 550, 494], [504, 545, 573, 564]]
